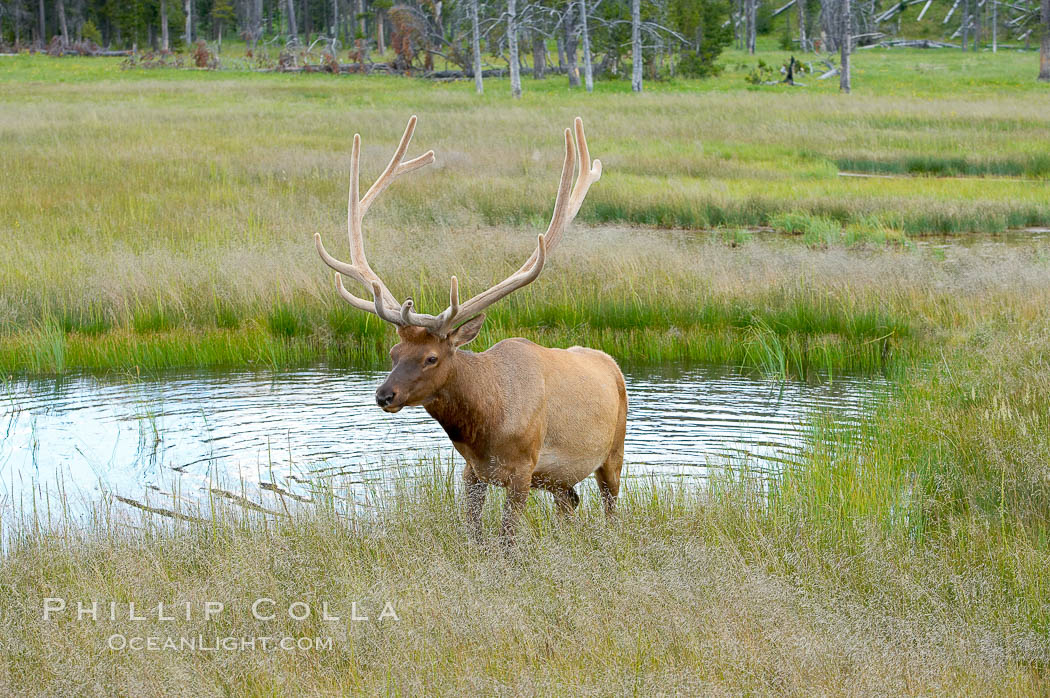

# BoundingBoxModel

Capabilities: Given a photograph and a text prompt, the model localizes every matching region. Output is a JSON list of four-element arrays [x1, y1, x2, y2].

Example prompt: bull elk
[[314, 116, 626, 544]]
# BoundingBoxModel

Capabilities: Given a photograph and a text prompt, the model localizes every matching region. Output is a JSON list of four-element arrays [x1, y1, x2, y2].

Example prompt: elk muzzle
[[375, 383, 402, 413]]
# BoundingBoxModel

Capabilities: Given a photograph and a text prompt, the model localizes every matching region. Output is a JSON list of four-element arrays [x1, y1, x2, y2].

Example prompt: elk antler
[[314, 115, 437, 326], [317, 117, 601, 336]]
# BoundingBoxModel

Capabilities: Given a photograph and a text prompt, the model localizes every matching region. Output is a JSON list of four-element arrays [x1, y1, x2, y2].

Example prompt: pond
[[0, 366, 888, 517]]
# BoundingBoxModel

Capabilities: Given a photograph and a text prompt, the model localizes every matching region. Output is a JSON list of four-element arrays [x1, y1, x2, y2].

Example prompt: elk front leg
[[462, 462, 487, 543], [499, 469, 533, 548]]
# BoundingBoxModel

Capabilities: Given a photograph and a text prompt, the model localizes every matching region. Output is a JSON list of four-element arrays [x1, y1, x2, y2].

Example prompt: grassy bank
[[2, 48, 1049, 374], [2, 350, 1048, 696]]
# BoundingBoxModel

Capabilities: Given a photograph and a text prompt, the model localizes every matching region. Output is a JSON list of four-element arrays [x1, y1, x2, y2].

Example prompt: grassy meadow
[[1, 46, 1049, 694], [2, 46, 1050, 375]]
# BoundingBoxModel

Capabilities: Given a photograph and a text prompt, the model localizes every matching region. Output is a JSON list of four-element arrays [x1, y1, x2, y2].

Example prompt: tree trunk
[[470, 0, 483, 93], [56, 0, 69, 46], [973, 0, 981, 50], [184, 0, 192, 44], [37, 0, 45, 46], [961, 0, 969, 51], [257, 0, 265, 47], [798, 0, 808, 51], [747, 0, 757, 54], [358, 0, 366, 37], [564, 7, 580, 87], [159, 0, 169, 51], [557, 32, 566, 71], [736, 0, 744, 49], [1040, 0, 1050, 81], [631, 0, 642, 91], [531, 34, 546, 79], [508, 0, 521, 97], [579, 0, 593, 91], [377, 12, 385, 54], [840, 0, 851, 92], [992, 0, 997, 52], [286, 0, 298, 42]]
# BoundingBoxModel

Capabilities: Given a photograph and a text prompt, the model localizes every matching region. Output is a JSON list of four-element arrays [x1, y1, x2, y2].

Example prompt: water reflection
[[0, 366, 887, 512]]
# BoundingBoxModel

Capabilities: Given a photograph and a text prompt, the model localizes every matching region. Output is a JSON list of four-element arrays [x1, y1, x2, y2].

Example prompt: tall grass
[[1, 454, 1046, 695]]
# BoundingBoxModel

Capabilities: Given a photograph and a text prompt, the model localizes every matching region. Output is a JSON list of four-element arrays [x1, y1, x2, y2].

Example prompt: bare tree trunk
[[286, 0, 298, 42], [748, 0, 757, 53], [159, 0, 169, 51], [631, 0, 642, 91], [470, 0, 482, 93], [557, 32, 566, 71], [798, 0, 808, 51], [564, 7, 580, 87], [184, 0, 192, 44], [532, 33, 546, 79], [357, 0, 365, 37], [970, 0, 978, 51], [508, 0, 521, 97], [735, 0, 744, 49], [992, 0, 997, 52], [1041, 0, 1050, 81], [579, 0, 593, 91], [56, 0, 69, 46], [377, 11, 386, 53], [37, 0, 44, 46], [840, 0, 851, 92], [961, 0, 969, 50]]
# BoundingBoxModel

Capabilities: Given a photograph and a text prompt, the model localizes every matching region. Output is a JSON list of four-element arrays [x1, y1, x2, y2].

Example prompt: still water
[[1, 366, 887, 514]]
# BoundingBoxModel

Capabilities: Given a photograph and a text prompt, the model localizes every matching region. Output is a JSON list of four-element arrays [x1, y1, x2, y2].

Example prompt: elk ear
[[448, 314, 486, 347]]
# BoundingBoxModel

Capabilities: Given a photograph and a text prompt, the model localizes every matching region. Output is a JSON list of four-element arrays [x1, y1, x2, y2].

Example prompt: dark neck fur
[[424, 350, 495, 448]]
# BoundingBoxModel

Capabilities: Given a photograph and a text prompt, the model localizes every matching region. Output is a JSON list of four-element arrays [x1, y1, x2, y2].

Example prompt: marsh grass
[[3, 51, 1050, 373]]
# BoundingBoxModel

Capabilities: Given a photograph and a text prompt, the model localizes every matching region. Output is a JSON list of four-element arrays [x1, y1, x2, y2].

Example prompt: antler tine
[[449, 234, 549, 331], [333, 272, 405, 324], [360, 115, 436, 216], [395, 274, 459, 332], [568, 116, 603, 221], [535, 127, 578, 258]]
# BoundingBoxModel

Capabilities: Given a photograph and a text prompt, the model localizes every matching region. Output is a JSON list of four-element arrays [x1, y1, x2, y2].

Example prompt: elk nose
[[376, 387, 397, 408]]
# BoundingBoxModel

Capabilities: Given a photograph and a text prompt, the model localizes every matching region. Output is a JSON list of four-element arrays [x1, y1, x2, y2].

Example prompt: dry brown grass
[[1, 473, 1046, 696]]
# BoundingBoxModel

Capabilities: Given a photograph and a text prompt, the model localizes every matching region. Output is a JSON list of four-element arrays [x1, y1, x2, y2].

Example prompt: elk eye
[[425, 355, 438, 365]]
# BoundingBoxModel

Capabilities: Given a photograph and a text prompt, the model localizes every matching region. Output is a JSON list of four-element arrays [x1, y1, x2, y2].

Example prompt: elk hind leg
[[594, 447, 623, 518], [551, 484, 580, 517]]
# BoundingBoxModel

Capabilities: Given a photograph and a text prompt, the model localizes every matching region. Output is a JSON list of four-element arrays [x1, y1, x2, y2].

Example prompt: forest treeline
[[2, 0, 1049, 89]]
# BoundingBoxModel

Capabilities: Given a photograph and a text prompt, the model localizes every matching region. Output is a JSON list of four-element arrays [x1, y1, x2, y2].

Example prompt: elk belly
[[533, 447, 604, 486]]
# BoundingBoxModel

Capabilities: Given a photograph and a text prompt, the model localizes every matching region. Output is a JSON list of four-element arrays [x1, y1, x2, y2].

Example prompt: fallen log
[[862, 39, 961, 49], [63, 49, 134, 57]]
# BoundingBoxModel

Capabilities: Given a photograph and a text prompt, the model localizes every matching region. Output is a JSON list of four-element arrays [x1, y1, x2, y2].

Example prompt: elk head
[[314, 116, 601, 412]]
